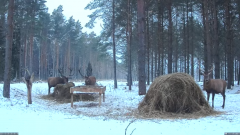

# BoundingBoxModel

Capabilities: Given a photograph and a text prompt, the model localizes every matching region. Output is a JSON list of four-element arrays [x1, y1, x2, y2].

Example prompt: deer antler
[[58, 69, 64, 77], [198, 60, 205, 75], [208, 64, 213, 73], [78, 68, 85, 78], [26, 69, 30, 76], [68, 67, 74, 76]]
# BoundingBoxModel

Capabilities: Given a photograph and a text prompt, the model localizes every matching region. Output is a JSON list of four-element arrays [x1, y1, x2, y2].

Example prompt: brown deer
[[200, 66, 226, 109], [47, 68, 73, 95], [78, 68, 96, 85]]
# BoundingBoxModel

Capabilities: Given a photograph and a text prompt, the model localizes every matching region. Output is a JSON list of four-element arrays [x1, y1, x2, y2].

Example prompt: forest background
[[0, 0, 240, 94]]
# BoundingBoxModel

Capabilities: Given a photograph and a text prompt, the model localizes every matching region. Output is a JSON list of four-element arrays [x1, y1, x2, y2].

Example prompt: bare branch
[[125, 119, 136, 135]]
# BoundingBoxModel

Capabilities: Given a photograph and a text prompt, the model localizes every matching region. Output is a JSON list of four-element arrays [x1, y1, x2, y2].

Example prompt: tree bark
[[112, 0, 117, 88], [146, 4, 150, 85], [186, 0, 190, 74], [168, 0, 173, 74], [190, 2, 194, 77], [225, 0, 233, 89], [127, 0, 132, 90], [213, 0, 220, 79], [3, 0, 14, 98], [238, 60, 240, 85], [204, 0, 212, 71], [137, 0, 146, 95], [174, 6, 179, 73]]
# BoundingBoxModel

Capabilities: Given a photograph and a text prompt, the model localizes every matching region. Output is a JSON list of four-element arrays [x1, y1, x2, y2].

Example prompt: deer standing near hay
[[22, 69, 34, 104], [47, 68, 73, 95], [200, 66, 226, 109], [78, 68, 96, 85]]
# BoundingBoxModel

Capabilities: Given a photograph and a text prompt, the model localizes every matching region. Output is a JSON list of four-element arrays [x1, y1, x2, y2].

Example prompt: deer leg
[[221, 93, 226, 109], [212, 92, 215, 108], [207, 92, 210, 103], [48, 87, 50, 95]]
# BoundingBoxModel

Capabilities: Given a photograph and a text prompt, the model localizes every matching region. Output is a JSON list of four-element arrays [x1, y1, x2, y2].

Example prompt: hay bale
[[52, 82, 75, 99], [138, 73, 214, 117]]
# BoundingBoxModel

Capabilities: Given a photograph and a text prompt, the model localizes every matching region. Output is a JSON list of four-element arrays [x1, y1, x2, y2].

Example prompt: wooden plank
[[70, 86, 106, 93]]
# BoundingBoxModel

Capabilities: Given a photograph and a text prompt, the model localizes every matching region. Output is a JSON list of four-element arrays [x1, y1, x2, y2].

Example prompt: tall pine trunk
[[213, 0, 220, 79], [146, 8, 150, 85], [112, 0, 117, 88], [3, 0, 14, 98], [127, 0, 132, 90], [225, 0, 233, 89], [137, 0, 146, 95], [167, 0, 173, 74]]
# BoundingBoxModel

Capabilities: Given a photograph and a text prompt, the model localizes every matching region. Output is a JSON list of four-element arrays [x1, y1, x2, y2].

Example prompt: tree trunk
[[225, 0, 233, 89], [238, 60, 240, 85], [137, 0, 146, 95], [3, 0, 14, 98], [157, 1, 162, 76], [186, 0, 190, 74], [168, 0, 173, 74], [146, 8, 150, 85], [112, 0, 117, 88], [174, 6, 179, 73], [127, 0, 132, 90], [213, 0, 220, 79], [202, 0, 211, 72], [204, 0, 212, 71], [190, 2, 194, 77], [183, 5, 186, 73], [161, 13, 164, 75]]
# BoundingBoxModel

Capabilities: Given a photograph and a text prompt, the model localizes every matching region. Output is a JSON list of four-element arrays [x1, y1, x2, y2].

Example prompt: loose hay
[[52, 82, 75, 99], [138, 73, 217, 118]]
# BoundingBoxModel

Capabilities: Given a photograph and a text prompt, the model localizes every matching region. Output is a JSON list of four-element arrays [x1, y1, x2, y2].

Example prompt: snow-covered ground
[[0, 80, 240, 135]]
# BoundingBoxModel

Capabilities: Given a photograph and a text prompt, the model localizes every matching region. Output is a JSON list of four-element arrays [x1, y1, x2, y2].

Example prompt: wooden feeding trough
[[70, 85, 106, 107]]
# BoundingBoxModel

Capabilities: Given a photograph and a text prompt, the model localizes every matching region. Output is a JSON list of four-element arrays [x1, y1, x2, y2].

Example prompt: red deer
[[78, 68, 96, 85], [200, 66, 226, 109], [47, 68, 73, 95]]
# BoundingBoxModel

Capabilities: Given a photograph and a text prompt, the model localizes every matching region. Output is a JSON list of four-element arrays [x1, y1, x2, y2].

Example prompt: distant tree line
[[86, 0, 240, 90], [1, 0, 240, 91], [0, 0, 126, 83]]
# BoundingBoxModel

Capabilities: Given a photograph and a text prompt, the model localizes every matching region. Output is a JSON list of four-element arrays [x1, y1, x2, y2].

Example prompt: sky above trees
[[45, 0, 102, 35]]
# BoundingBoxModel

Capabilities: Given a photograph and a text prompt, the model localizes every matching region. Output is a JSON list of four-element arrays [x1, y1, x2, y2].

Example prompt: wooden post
[[71, 93, 73, 107], [103, 92, 105, 102], [99, 93, 102, 106], [22, 70, 34, 104]]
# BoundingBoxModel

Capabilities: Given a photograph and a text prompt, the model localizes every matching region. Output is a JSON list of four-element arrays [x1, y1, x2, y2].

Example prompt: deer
[[200, 65, 226, 109], [47, 68, 73, 95], [78, 68, 96, 85]]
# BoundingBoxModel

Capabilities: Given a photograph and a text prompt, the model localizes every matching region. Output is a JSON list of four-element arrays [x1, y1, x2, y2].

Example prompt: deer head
[[199, 63, 213, 84], [78, 68, 96, 85]]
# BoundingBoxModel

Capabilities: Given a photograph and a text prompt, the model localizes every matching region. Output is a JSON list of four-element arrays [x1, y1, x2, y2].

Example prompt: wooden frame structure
[[70, 86, 106, 107]]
